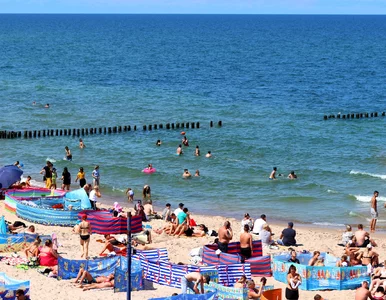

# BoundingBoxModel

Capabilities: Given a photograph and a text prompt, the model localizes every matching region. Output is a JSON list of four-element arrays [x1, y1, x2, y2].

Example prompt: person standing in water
[[288, 171, 297, 179], [156, 139, 162, 146], [143, 185, 151, 200], [195, 146, 200, 156], [176, 144, 183, 155], [64, 146, 72, 161], [182, 136, 189, 146], [205, 151, 212, 158], [269, 167, 277, 180], [79, 139, 85, 149], [370, 191, 379, 233], [75, 167, 87, 188], [92, 165, 100, 187], [126, 187, 134, 202], [60, 167, 71, 191]]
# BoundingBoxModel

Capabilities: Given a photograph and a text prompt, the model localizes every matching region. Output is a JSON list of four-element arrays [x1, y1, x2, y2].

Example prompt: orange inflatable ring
[[181, 131, 186, 135]]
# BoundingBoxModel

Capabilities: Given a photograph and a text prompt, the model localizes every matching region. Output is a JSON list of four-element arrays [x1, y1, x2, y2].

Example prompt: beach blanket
[[1, 256, 29, 266]]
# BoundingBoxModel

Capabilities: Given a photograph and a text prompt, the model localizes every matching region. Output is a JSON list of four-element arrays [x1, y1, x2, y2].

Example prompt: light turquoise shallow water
[[1, 14, 386, 228]]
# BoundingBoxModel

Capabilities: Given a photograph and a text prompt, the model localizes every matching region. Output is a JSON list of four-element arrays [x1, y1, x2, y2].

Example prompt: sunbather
[[24, 237, 41, 259], [99, 234, 121, 256], [73, 267, 114, 290]]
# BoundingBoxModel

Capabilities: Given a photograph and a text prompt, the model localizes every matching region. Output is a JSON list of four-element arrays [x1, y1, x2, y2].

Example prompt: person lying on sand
[[24, 237, 41, 259], [99, 234, 121, 256], [73, 267, 114, 290]]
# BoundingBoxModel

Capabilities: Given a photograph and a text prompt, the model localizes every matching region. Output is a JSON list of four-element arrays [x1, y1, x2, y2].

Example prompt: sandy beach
[[2, 196, 386, 300]]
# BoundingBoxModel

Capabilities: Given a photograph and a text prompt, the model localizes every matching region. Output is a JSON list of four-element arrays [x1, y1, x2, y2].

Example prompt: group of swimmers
[[269, 167, 297, 180]]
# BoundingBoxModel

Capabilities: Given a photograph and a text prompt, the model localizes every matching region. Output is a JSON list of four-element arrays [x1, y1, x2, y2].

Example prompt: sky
[[0, 0, 386, 14]]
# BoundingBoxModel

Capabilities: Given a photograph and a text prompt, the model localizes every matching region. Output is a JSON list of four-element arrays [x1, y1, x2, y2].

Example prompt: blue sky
[[0, 0, 386, 14]]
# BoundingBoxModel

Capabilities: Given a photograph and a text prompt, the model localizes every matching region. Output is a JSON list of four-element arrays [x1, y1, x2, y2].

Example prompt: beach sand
[[1, 199, 385, 300]]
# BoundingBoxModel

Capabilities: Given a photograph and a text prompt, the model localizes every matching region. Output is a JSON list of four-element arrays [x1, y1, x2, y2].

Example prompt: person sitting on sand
[[336, 254, 351, 267], [154, 213, 179, 235], [162, 203, 172, 221], [99, 234, 121, 256], [308, 251, 320, 266], [358, 244, 379, 272], [345, 241, 362, 266], [355, 224, 371, 248], [277, 222, 297, 246], [234, 275, 247, 288], [240, 224, 253, 260], [143, 200, 161, 219], [288, 250, 300, 264], [355, 281, 372, 300], [174, 208, 190, 236], [24, 237, 41, 259], [181, 272, 210, 294], [39, 239, 59, 266], [341, 225, 354, 246], [176, 144, 183, 155], [260, 223, 277, 248], [288, 171, 297, 179], [247, 278, 267, 299], [183, 169, 192, 178]]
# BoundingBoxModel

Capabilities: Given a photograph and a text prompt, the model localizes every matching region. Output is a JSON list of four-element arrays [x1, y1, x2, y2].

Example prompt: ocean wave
[[352, 195, 386, 202], [112, 186, 125, 193], [327, 189, 338, 194], [46, 157, 57, 163], [313, 222, 345, 227], [349, 211, 361, 217], [350, 170, 386, 180]]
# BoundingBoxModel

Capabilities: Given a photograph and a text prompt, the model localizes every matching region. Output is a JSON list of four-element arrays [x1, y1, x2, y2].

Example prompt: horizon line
[[0, 13, 386, 16]]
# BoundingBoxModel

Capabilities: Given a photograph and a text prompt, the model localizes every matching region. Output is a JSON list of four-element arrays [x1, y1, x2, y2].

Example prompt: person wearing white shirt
[[252, 214, 267, 235], [241, 213, 253, 232], [174, 202, 184, 216]]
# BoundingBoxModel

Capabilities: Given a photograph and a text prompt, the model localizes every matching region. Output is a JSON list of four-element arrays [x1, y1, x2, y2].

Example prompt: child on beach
[[92, 165, 100, 186], [51, 168, 57, 189], [126, 187, 134, 202]]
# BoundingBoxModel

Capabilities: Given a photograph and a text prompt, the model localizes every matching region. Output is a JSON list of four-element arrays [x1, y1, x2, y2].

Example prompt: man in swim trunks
[[181, 272, 210, 294], [370, 191, 379, 233], [355, 281, 372, 300], [217, 221, 233, 253], [240, 224, 253, 260]]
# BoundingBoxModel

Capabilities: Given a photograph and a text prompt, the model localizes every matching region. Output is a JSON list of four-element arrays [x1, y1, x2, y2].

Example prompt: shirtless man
[[181, 272, 210, 294], [183, 169, 192, 178], [176, 144, 183, 155], [345, 241, 362, 266], [370, 191, 379, 233], [143, 200, 158, 218], [240, 224, 253, 260], [355, 281, 372, 300], [355, 224, 371, 248], [269, 167, 277, 180], [218, 221, 233, 253], [308, 251, 320, 266]]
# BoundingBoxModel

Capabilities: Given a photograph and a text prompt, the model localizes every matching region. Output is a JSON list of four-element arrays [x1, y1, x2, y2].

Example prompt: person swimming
[[79, 138, 85, 149], [183, 169, 192, 178], [176, 144, 183, 155], [288, 171, 297, 179], [44, 103, 50, 108], [156, 139, 162, 146], [182, 136, 189, 146], [195, 145, 200, 156], [205, 151, 212, 158], [195, 170, 200, 177]]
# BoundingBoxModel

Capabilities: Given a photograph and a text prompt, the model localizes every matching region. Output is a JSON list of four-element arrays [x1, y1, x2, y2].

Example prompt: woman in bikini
[[79, 215, 91, 258], [286, 265, 301, 300], [24, 237, 41, 259], [82, 274, 114, 291], [73, 267, 114, 290]]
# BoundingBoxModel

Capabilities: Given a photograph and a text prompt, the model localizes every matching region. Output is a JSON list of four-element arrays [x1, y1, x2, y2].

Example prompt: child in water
[[126, 188, 134, 202], [79, 138, 85, 149]]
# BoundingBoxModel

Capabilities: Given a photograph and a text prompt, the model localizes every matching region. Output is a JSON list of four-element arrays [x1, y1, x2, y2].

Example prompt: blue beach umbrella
[[0, 165, 23, 189]]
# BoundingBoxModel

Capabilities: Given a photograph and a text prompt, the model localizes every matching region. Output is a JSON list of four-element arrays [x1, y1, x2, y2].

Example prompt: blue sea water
[[1, 14, 386, 228]]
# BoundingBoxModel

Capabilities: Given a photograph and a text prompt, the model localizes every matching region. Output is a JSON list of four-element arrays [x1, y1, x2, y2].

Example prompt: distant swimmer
[[195, 145, 200, 156], [195, 170, 200, 177], [156, 139, 162, 146], [182, 136, 189, 146], [176, 144, 183, 155], [269, 167, 277, 180], [32, 101, 36, 105], [44, 103, 50, 108], [205, 151, 212, 158], [183, 169, 192, 178], [288, 171, 297, 179], [79, 138, 85, 149], [64, 146, 72, 161]]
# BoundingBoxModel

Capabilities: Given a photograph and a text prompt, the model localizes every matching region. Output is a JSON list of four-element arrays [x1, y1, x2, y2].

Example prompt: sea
[[1, 14, 386, 229]]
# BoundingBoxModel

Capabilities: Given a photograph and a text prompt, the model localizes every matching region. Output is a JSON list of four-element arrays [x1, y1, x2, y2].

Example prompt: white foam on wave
[[352, 195, 386, 202], [327, 189, 338, 194], [313, 222, 345, 227], [112, 186, 125, 193], [350, 170, 386, 180], [46, 157, 57, 163]]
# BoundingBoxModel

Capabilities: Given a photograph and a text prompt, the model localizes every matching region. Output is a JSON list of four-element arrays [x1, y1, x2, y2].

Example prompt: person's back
[[252, 216, 266, 234], [355, 282, 371, 300], [355, 226, 367, 246], [240, 231, 252, 248], [144, 203, 153, 216], [282, 227, 296, 246]]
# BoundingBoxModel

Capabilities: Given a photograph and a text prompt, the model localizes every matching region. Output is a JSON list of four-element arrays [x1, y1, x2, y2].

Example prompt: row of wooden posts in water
[[324, 112, 385, 120], [0, 121, 223, 139]]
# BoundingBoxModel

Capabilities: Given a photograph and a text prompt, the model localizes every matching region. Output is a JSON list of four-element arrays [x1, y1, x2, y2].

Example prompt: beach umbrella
[[0, 165, 23, 189]]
